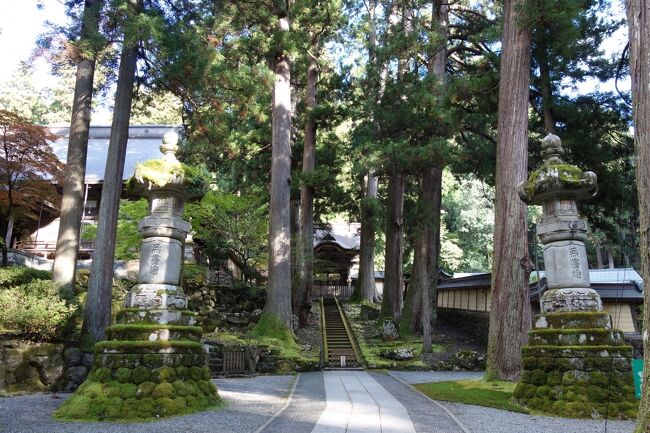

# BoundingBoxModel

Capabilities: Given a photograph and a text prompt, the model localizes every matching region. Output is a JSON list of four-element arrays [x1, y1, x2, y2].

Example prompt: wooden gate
[[223, 349, 247, 373]]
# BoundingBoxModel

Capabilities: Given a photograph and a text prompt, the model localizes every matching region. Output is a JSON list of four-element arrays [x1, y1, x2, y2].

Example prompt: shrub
[[0, 266, 51, 288], [0, 279, 79, 340]]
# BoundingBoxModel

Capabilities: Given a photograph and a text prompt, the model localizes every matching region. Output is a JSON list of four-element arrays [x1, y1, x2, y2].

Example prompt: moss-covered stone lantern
[[513, 134, 636, 419], [55, 130, 219, 421]]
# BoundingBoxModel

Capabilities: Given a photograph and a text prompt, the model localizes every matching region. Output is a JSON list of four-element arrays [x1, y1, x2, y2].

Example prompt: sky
[[0, 0, 67, 84], [0, 0, 632, 124]]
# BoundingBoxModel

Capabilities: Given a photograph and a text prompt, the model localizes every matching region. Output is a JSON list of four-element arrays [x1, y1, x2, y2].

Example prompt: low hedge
[[0, 275, 79, 341]]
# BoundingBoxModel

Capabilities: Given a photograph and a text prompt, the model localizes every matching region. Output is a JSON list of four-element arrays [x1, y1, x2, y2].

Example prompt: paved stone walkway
[[310, 370, 417, 433], [259, 371, 466, 433]]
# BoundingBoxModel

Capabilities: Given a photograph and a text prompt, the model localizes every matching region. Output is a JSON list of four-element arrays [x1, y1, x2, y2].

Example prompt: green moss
[[189, 366, 203, 381], [137, 381, 156, 397], [132, 366, 151, 384], [95, 340, 203, 352], [115, 367, 132, 383], [152, 382, 175, 399], [526, 164, 586, 197], [142, 353, 164, 368], [54, 395, 93, 419], [88, 367, 112, 383], [415, 380, 528, 413], [251, 312, 295, 345], [107, 323, 203, 334], [176, 366, 188, 379], [130, 159, 210, 195]]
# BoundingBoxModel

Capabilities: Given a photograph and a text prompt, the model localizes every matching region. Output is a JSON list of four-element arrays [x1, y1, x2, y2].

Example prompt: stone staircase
[[321, 298, 362, 368]]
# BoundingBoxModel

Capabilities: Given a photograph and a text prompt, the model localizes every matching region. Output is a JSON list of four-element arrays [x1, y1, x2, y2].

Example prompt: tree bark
[[596, 247, 604, 269], [82, 0, 142, 344], [625, 1, 650, 431], [290, 192, 300, 313], [485, 0, 533, 382], [608, 249, 615, 268], [4, 211, 14, 251], [534, 30, 557, 134], [380, 169, 404, 322], [264, 11, 294, 331], [357, 172, 379, 302], [53, 0, 103, 291], [356, 0, 381, 303], [426, 166, 443, 343], [296, 46, 318, 327]]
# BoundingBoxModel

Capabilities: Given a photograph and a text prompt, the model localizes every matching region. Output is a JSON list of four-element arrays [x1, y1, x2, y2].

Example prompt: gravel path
[[444, 402, 635, 433], [388, 370, 635, 433], [0, 375, 294, 433], [389, 370, 484, 384]]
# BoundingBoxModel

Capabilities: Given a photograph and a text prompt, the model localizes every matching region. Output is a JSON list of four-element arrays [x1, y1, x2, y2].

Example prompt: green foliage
[[0, 278, 79, 340], [185, 190, 268, 281], [440, 171, 495, 272], [415, 380, 529, 413], [0, 266, 51, 288], [82, 199, 148, 260]]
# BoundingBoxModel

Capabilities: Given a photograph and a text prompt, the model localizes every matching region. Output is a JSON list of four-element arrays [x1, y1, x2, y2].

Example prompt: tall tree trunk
[[608, 249, 615, 268], [290, 192, 300, 312], [356, 0, 381, 303], [596, 247, 604, 269], [534, 31, 557, 134], [423, 0, 449, 349], [426, 166, 443, 343], [400, 167, 442, 340], [263, 10, 293, 331], [357, 172, 379, 302], [4, 211, 14, 251], [402, 0, 449, 342], [485, 0, 533, 382], [625, 1, 650, 430], [82, 0, 142, 344], [381, 169, 404, 322], [53, 0, 103, 291], [296, 46, 318, 327]]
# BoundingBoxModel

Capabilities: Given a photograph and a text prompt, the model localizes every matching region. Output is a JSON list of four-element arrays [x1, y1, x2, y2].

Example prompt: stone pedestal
[[514, 134, 636, 419], [55, 131, 218, 421]]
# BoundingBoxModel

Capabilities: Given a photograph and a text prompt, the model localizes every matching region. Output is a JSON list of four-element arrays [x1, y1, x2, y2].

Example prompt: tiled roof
[[48, 125, 176, 183]]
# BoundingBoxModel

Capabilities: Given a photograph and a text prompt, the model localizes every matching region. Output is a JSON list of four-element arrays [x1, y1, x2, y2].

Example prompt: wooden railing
[[15, 240, 95, 253], [311, 284, 353, 300]]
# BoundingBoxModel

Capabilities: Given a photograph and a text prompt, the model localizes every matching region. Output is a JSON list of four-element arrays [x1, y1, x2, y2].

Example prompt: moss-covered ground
[[344, 302, 444, 369], [205, 312, 319, 367], [415, 379, 529, 413]]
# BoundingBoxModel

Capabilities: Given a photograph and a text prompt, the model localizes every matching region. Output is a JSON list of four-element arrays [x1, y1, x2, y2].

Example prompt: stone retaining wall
[[0, 339, 90, 394]]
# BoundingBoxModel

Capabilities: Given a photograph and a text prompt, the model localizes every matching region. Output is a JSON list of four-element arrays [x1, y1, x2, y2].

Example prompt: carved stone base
[[515, 311, 637, 420], [124, 284, 188, 310], [540, 288, 603, 314]]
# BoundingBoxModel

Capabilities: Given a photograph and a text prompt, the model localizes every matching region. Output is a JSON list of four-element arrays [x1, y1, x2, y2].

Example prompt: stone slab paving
[[312, 370, 411, 433], [0, 375, 293, 433]]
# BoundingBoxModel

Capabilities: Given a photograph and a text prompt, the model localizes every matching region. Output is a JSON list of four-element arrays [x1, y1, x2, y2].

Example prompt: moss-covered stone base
[[54, 300, 219, 421], [54, 364, 218, 420], [515, 312, 638, 419]]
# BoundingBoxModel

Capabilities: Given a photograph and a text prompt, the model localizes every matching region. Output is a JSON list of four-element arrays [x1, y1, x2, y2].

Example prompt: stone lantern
[[55, 131, 219, 421], [513, 134, 636, 419], [517, 133, 600, 313]]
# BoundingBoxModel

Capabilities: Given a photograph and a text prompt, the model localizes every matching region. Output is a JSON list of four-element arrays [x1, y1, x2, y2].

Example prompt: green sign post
[[632, 359, 644, 400]]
